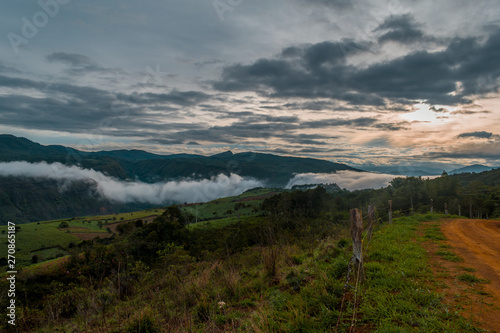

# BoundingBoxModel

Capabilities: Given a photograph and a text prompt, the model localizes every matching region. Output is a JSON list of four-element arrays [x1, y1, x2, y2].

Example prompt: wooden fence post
[[458, 205, 461, 217], [430, 199, 433, 213], [366, 205, 376, 242], [350, 208, 364, 283], [444, 203, 448, 215], [388, 200, 393, 224]]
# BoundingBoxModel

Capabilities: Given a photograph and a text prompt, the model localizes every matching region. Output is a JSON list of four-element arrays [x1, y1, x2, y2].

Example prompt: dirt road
[[441, 219, 500, 331]]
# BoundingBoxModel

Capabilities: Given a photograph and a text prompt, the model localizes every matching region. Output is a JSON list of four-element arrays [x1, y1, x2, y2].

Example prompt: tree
[[31, 254, 39, 264]]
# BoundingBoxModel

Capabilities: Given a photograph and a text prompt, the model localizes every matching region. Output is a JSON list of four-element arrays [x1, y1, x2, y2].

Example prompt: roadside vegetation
[[0, 179, 491, 331]]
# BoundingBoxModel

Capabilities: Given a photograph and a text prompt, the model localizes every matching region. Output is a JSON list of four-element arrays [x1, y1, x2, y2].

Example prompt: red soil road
[[441, 219, 500, 330]]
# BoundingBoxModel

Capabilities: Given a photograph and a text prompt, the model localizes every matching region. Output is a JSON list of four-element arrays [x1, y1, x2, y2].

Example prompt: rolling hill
[[0, 134, 360, 223], [0, 134, 359, 185]]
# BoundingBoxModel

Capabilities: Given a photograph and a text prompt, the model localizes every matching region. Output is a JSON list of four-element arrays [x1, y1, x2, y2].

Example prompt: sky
[[1, 0, 500, 172]]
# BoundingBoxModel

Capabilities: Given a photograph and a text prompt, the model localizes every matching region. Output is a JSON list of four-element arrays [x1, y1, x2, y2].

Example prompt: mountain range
[[0, 134, 359, 186], [448, 164, 496, 175], [0, 134, 359, 223], [2, 134, 499, 223]]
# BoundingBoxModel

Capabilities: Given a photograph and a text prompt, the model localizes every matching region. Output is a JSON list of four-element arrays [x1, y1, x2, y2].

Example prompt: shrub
[[58, 221, 69, 228], [126, 310, 160, 333], [337, 238, 349, 248]]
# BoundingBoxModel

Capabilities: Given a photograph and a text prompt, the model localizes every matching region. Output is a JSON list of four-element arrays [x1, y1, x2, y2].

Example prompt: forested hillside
[[0, 135, 359, 185], [0, 177, 158, 224]]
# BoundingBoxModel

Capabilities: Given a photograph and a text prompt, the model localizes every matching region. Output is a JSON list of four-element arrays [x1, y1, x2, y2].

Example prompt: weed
[[460, 267, 477, 273], [425, 225, 446, 240], [458, 273, 489, 284], [436, 250, 463, 262]]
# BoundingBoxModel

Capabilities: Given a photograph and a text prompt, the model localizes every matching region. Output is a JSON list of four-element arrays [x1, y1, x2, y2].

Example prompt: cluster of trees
[[2, 168, 500, 330], [335, 171, 500, 219], [2, 188, 339, 326]]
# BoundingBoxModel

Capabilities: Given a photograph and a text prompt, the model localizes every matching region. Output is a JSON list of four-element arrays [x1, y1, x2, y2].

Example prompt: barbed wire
[[335, 254, 355, 332]]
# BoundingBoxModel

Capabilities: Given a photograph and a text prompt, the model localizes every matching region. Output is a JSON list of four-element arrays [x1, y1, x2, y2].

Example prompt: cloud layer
[[1, 1, 499, 168], [286, 171, 399, 191], [0, 161, 264, 204]]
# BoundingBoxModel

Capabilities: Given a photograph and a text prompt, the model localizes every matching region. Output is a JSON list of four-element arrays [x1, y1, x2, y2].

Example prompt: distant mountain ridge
[[448, 164, 496, 175], [0, 134, 360, 186], [0, 134, 362, 223]]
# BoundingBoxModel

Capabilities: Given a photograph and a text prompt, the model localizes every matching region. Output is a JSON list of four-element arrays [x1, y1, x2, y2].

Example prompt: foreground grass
[[7, 214, 483, 332], [358, 213, 480, 332]]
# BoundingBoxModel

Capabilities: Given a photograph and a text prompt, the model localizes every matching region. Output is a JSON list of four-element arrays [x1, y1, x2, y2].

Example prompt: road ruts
[[441, 219, 500, 331]]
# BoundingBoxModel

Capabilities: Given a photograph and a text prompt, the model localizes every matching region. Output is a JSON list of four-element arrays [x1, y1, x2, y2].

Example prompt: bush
[[58, 221, 69, 228], [337, 238, 349, 248], [126, 313, 160, 333]]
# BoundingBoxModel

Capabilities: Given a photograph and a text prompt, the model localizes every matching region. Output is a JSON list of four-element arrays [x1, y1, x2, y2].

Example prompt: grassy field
[[0, 221, 79, 268], [0, 207, 166, 270], [1, 209, 487, 331], [181, 187, 279, 221], [0, 191, 267, 271], [186, 216, 240, 230], [0, 189, 274, 272], [85, 208, 165, 223], [62, 214, 483, 331]]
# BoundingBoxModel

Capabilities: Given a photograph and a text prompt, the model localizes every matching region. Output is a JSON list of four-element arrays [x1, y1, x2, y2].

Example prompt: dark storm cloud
[[450, 108, 492, 115], [0, 74, 46, 90], [46, 52, 117, 75], [375, 14, 428, 44], [47, 52, 97, 68], [373, 122, 410, 131], [120, 90, 211, 107], [144, 138, 186, 145], [457, 131, 493, 139], [0, 72, 211, 134], [213, 27, 500, 106], [297, 147, 346, 153], [430, 106, 448, 113], [302, 117, 377, 128], [0, 63, 21, 74], [283, 100, 338, 111], [283, 133, 338, 146], [144, 115, 334, 145], [299, 0, 354, 10], [213, 39, 379, 103], [214, 111, 257, 119], [424, 148, 500, 160]]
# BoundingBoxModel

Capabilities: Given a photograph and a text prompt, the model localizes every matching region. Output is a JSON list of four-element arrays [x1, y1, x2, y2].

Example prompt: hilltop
[[0, 135, 359, 223], [0, 134, 359, 185]]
